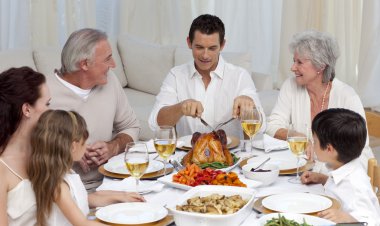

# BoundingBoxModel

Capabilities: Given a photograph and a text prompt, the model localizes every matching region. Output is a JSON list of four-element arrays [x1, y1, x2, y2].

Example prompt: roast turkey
[[182, 129, 234, 166]]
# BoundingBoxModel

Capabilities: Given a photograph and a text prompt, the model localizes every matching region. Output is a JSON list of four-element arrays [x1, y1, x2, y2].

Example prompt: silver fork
[[215, 117, 235, 130]]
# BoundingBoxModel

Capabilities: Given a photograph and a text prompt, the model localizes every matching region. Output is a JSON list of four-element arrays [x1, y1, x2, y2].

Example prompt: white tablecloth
[[101, 140, 326, 226]]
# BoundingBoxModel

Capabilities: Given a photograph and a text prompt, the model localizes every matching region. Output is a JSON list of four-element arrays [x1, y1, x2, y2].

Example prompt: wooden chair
[[368, 158, 380, 202], [365, 109, 380, 148]]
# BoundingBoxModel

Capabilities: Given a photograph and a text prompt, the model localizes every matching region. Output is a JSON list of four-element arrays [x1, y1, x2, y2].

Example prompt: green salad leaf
[[264, 214, 312, 226], [198, 154, 239, 169]]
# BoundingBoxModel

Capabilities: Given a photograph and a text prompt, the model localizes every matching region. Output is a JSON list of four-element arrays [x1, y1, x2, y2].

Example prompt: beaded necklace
[[320, 81, 331, 112]]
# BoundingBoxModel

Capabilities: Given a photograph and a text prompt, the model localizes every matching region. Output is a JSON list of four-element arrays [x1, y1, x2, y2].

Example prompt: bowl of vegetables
[[259, 213, 335, 226]]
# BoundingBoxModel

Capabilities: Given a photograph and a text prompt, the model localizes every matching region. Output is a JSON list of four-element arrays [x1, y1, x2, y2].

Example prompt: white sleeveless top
[[46, 171, 89, 226], [0, 159, 36, 226]]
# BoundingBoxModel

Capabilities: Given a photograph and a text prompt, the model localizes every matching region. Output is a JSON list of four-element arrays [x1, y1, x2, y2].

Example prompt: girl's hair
[[0, 66, 46, 154], [28, 110, 88, 226]]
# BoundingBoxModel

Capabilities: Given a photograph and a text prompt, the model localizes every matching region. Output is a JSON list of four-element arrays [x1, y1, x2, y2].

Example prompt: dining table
[[96, 135, 337, 226]]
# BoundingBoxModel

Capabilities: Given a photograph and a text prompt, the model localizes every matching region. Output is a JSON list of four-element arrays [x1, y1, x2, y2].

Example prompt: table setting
[[95, 108, 344, 226]]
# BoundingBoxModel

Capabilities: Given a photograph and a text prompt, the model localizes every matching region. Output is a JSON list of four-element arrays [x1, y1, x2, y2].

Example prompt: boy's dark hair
[[188, 14, 225, 45], [312, 108, 367, 164]]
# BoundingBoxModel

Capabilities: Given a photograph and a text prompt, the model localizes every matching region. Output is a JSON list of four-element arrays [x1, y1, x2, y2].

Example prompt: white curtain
[[278, 0, 363, 88], [0, 0, 30, 49], [0, 0, 379, 108], [357, 0, 380, 108], [0, 0, 95, 50], [118, 0, 282, 77]]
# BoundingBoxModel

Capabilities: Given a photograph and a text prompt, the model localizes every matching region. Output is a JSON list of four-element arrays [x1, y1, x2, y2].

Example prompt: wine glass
[[240, 106, 263, 151], [154, 126, 176, 175], [287, 123, 309, 184], [124, 142, 149, 193]]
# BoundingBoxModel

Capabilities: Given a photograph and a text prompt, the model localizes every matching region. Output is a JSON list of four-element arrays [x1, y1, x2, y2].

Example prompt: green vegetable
[[198, 154, 240, 169], [264, 214, 312, 226]]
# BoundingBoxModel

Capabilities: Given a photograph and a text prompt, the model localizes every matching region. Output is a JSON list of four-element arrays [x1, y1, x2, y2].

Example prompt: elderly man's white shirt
[[149, 56, 264, 138], [324, 158, 380, 225]]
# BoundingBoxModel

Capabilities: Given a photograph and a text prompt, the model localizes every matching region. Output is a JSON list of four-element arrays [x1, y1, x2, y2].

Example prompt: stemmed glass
[[124, 142, 149, 193], [287, 123, 309, 184], [154, 126, 176, 175], [240, 106, 263, 151]]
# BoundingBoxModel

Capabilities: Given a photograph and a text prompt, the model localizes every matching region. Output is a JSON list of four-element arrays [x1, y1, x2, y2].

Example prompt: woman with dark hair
[[0, 66, 50, 226]]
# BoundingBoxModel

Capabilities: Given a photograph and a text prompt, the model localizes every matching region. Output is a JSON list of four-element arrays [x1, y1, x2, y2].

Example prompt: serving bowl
[[242, 163, 279, 186], [167, 185, 256, 226]]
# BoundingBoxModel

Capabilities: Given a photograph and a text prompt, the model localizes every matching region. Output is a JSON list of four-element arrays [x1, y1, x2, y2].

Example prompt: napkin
[[96, 177, 164, 193], [263, 134, 288, 152]]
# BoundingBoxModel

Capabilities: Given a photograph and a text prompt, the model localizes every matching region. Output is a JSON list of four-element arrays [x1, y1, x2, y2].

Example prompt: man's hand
[[232, 95, 254, 118], [180, 99, 204, 117], [86, 141, 116, 166], [318, 209, 356, 223]]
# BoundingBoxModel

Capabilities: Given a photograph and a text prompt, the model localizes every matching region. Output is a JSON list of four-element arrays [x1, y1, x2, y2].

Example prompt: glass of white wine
[[124, 142, 149, 193], [287, 123, 309, 184], [240, 106, 263, 151], [154, 126, 176, 175]]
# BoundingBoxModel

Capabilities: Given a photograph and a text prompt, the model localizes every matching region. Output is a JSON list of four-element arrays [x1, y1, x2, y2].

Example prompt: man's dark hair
[[189, 14, 225, 45], [312, 108, 367, 164]]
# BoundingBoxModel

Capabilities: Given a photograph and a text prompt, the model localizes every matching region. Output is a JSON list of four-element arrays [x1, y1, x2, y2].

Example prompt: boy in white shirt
[[301, 108, 380, 225]]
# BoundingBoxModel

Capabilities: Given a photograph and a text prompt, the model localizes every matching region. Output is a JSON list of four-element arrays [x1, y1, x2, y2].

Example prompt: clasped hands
[[180, 95, 254, 119], [79, 141, 116, 173]]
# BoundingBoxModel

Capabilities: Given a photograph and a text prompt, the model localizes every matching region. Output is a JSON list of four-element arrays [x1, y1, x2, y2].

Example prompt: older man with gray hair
[[47, 28, 140, 192]]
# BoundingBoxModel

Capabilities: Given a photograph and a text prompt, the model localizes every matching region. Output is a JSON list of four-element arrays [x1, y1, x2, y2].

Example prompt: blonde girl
[[28, 110, 144, 226]]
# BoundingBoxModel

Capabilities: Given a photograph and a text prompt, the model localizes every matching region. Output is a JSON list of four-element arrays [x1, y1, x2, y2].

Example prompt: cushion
[[124, 88, 156, 140], [0, 50, 36, 72], [109, 39, 127, 87], [33, 48, 61, 78], [174, 47, 252, 71], [118, 35, 175, 95]]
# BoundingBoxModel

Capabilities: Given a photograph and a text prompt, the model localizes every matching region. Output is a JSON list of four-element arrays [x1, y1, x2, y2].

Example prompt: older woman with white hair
[[266, 30, 373, 172]]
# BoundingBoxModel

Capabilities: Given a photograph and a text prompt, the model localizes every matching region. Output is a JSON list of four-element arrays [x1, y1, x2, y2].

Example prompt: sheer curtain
[[357, 0, 380, 109], [0, 0, 379, 108], [0, 0, 95, 50], [0, 0, 30, 50], [278, 0, 362, 88], [118, 0, 282, 76]]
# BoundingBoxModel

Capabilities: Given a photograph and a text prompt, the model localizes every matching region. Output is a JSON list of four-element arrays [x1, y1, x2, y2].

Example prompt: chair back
[[368, 158, 380, 203]]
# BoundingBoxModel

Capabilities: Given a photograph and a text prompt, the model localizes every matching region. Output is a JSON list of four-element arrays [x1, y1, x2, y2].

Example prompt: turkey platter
[[182, 130, 236, 168]]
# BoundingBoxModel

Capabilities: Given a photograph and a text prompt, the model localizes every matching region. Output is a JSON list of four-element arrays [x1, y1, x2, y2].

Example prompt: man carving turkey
[[149, 14, 265, 138]]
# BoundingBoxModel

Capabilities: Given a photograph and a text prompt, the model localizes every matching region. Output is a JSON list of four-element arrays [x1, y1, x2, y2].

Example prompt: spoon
[[250, 157, 271, 172]]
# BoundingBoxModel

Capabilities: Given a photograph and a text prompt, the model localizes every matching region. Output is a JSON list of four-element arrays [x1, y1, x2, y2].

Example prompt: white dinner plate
[[247, 155, 306, 171], [178, 135, 232, 148], [259, 213, 335, 226], [157, 173, 262, 190], [103, 160, 164, 175], [96, 202, 168, 224], [262, 193, 332, 214]]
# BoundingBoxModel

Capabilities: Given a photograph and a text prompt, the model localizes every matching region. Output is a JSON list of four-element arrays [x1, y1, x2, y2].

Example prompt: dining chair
[[368, 158, 380, 203]]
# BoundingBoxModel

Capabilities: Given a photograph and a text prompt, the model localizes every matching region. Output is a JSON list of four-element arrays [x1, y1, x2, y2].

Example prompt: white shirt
[[267, 77, 374, 170], [47, 172, 89, 226], [324, 159, 380, 225], [149, 56, 265, 138], [55, 73, 91, 100]]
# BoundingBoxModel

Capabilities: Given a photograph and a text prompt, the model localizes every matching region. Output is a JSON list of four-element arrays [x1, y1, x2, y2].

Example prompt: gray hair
[[60, 28, 108, 74], [289, 30, 340, 83]]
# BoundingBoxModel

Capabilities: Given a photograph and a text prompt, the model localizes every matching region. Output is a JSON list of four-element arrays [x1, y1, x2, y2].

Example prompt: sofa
[[0, 34, 279, 141]]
